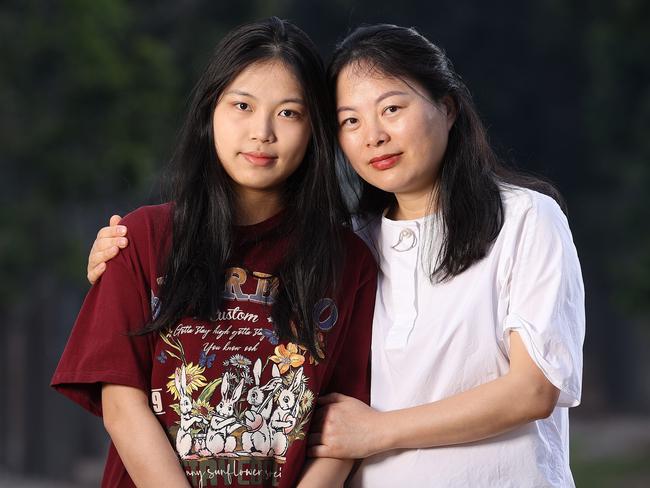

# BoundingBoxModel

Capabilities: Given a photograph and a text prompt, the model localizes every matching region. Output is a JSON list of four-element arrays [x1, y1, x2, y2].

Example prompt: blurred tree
[[580, 0, 650, 316]]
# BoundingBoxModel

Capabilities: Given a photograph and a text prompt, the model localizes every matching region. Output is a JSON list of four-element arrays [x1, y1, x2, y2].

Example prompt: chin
[[364, 175, 410, 194]]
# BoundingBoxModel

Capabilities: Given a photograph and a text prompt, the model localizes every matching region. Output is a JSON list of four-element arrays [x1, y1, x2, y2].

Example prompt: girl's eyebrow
[[337, 90, 409, 113], [224, 89, 256, 99], [223, 89, 305, 105]]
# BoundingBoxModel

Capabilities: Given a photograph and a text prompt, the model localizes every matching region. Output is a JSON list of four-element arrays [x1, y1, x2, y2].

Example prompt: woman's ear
[[442, 95, 458, 130]]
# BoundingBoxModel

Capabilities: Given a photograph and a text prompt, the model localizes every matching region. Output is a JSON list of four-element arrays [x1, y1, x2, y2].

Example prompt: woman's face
[[336, 63, 455, 204], [213, 60, 311, 199]]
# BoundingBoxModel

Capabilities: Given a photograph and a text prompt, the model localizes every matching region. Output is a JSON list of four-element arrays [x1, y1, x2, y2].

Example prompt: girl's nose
[[250, 113, 276, 143]]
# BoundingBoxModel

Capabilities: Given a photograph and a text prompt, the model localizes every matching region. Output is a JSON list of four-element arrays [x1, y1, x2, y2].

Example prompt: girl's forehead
[[227, 60, 304, 95]]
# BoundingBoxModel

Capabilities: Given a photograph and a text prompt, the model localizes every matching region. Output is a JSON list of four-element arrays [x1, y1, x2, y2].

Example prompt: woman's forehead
[[336, 64, 419, 103]]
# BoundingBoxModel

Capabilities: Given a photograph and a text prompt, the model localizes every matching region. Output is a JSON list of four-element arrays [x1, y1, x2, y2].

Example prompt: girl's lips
[[241, 152, 278, 166], [369, 153, 402, 170]]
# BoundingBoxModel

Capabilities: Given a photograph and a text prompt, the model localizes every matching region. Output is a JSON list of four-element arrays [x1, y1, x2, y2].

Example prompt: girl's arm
[[296, 458, 354, 488], [308, 331, 560, 459], [87, 215, 128, 284], [102, 384, 191, 487]]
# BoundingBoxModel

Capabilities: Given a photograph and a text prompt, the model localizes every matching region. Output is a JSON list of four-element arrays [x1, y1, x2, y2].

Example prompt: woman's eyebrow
[[376, 90, 409, 103], [337, 90, 410, 113]]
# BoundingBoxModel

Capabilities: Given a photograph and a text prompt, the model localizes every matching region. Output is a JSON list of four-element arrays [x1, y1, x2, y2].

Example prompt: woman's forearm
[[372, 332, 560, 453], [310, 332, 560, 459], [376, 371, 557, 453], [296, 458, 354, 488], [102, 384, 191, 488]]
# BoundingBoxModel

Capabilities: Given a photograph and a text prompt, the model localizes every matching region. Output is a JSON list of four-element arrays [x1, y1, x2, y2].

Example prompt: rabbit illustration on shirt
[[205, 371, 244, 456], [242, 358, 283, 455], [174, 365, 207, 458], [270, 367, 305, 457]]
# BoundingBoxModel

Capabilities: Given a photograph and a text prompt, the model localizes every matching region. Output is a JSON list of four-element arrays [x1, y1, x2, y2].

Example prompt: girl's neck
[[235, 188, 284, 225]]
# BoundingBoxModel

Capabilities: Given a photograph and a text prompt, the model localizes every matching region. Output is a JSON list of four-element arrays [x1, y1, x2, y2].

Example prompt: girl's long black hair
[[148, 17, 348, 354], [328, 24, 564, 281]]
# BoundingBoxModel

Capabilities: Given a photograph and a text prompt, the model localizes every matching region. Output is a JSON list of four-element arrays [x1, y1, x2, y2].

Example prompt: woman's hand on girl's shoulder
[[87, 214, 128, 285]]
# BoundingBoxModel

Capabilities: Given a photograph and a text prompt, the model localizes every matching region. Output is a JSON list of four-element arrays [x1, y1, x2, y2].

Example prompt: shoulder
[[119, 203, 172, 234], [501, 185, 568, 230], [499, 185, 578, 263], [111, 203, 173, 277], [119, 203, 172, 248]]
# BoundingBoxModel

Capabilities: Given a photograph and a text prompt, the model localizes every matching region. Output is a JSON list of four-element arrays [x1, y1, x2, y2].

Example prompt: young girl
[[86, 23, 585, 487], [52, 18, 376, 488]]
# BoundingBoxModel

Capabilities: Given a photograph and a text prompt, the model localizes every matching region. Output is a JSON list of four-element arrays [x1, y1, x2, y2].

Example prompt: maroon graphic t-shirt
[[51, 204, 377, 488]]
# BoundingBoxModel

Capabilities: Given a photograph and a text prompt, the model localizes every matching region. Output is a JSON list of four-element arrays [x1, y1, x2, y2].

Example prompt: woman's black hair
[[147, 17, 348, 354], [328, 24, 564, 281]]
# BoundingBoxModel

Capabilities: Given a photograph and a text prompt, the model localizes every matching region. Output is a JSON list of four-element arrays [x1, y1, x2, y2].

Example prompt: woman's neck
[[389, 188, 437, 221]]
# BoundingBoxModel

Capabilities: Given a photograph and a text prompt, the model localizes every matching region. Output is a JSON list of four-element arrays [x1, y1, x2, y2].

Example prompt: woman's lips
[[241, 152, 278, 166], [369, 152, 402, 170]]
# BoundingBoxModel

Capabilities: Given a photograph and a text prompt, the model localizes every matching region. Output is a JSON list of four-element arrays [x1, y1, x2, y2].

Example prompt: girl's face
[[213, 60, 311, 199], [336, 63, 455, 205]]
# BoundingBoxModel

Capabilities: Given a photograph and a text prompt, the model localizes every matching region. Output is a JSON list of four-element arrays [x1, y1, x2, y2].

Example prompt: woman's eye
[[383, 105, 400, 115], [341, 117, 358, 127], [235, 102, 250, 111]]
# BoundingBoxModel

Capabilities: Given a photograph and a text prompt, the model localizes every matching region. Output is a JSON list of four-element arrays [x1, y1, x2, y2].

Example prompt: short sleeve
[[321, 240, 377, 404], [51, 216, 156, 417], [502, 193, 585, 407]]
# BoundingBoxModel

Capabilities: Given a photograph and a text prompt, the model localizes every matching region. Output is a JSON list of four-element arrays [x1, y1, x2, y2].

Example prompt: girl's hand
[[307, 393, 387, 459], [87, 214, 128, 284]]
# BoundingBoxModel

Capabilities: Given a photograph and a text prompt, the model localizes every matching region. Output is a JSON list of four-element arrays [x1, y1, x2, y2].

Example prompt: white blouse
[[350, 186, 585, 488]]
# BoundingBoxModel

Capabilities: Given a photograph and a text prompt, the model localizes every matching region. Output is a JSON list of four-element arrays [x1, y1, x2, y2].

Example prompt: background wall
[[1, 0, 649, 486]]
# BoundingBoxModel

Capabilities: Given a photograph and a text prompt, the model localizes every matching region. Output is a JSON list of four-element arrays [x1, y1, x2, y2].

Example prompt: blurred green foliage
[[1, 0, 174, 305], [0, 0, 260, 305], [580, 0, 650, 313]]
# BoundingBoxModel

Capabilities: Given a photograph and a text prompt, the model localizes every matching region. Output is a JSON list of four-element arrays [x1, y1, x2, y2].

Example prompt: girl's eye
[[340, 117, 358, 127], [383, 105, 400, 115], [235, 102, 250, 111], [279, 109, 299, 118]]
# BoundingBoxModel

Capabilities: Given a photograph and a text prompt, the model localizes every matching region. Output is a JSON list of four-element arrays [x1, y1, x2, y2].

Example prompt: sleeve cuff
[[503, 313, 581, 408], [51, 370, 149, 416]]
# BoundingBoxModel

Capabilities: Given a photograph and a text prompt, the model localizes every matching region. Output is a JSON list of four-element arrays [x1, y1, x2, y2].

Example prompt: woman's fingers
[[87, 215, 126, 284], [87, 262, 106, 285], [108, 214, 122, 227], [96, 223, 126, 240], [93, 236, 129, 254]]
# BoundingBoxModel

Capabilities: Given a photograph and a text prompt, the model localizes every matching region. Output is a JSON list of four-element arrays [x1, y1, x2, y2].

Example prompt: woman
[[86, 23, 585, 487], [52, 18, 376, 488]]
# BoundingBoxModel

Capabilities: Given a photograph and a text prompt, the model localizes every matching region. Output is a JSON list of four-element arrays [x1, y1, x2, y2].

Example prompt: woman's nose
[[365, 121, 390, 147]]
